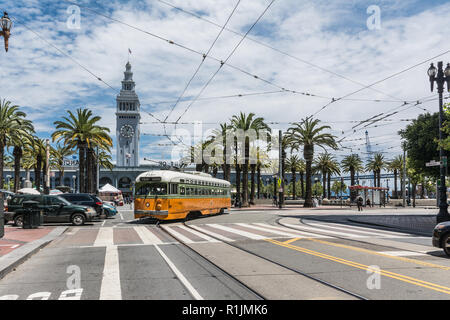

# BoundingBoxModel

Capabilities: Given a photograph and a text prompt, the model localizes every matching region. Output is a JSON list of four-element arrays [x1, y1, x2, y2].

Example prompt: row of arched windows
[[118, 102, 137, 111]]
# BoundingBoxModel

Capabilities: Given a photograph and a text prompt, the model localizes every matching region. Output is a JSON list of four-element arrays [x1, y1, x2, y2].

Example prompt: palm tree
[[0, 99, 29, 189], [388, 155, 403, 198], [52, 109, 112, 193], [313, 153, 340, 199], [366, 153, 385, 187], [28, 137, 45, 191], [287, 118, 338, 207], [51, 144, 75, 186], [230, 112, 270, 207], [286, 154, 303, 200], [211, 123, 232, 181], [9, 120, 34, 192], [341, 154, 364, 201]]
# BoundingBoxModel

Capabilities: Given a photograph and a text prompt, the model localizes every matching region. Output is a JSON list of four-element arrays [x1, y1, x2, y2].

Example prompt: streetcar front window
[[136, 182, 167, 196]]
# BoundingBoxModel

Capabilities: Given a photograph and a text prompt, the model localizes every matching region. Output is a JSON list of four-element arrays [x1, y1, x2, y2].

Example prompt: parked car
[[58, 193, 104, 217], [5, 194, 96, 226], [432, 221, 450, 256], [102, 202, 118, 218]]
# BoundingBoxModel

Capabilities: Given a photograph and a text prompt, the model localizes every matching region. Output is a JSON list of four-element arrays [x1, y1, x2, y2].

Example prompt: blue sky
[[0, 0, 449, 167]]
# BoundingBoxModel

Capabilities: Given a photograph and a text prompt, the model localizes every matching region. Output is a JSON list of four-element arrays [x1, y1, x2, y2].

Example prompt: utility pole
[[402, 142, 407, 207], [45, 138, 50, 195], [96, 146, 100, 193], [278, 130, 283, 209]]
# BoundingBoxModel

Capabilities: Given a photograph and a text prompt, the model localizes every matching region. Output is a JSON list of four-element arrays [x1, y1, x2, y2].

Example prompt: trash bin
[[22, 200, 42, 229]]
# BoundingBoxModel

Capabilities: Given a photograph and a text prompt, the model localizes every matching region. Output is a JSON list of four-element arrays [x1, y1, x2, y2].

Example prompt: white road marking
[[379, 251, 428, 257], [99, 245, 122, 300], [305, 221, 412, 237], [236, 223, 316, 238], [162, 225, 195, 244], [120, 213, 124, 220], [94, 227, 114, 247], [208, 224, 267, 240], [189, 225, 234, 242], [253, 223, 330, 238], [281, 223, 367, 238], [134, 226, 163, 245], [154, 244, 203, 300], [177, 225, 220, 243], [101, 220, 106, 227]]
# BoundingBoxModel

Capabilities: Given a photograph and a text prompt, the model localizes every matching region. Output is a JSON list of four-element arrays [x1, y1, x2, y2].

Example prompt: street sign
[[426, 160, 441, 167]]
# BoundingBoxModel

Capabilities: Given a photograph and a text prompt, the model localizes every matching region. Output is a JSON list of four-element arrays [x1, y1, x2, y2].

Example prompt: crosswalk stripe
[[235, 223, 311, 238], [189, 225, 234, 242], [133, 226, 164, 245], [177, 225, 220, 243], [94, 227, 114, 247], [379, 251, 428, 257], [281, 223, 367, 238], [306, 221, 411, 237], [306, 222, 404, 237], [252, 223, 330, 238], [162, 225, 195, 244], [208, 224, 267, 240], [99, 245, 122, 300]]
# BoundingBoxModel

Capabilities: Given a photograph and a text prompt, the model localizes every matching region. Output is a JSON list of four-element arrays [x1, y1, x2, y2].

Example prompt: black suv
[[5, 194, 97, 226], [59, 193, 104, 216]]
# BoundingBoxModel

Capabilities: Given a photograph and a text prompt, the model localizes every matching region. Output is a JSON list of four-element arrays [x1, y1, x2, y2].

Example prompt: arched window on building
[[100, 177, 113, 188], [118, 177, 131, 189]]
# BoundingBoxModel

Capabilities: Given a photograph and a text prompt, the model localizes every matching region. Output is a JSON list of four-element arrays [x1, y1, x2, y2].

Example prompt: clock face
[[120, 125, 134, 138]]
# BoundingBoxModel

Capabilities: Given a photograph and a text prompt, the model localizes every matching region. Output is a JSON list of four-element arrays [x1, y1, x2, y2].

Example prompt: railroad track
[[158, 219, 368, 300]]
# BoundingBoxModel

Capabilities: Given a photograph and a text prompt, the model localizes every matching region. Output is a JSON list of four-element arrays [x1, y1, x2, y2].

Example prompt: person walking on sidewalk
[[357, 196, 363, 212]]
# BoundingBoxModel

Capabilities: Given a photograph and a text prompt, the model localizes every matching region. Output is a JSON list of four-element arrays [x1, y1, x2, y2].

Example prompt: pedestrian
[[366, 198, 371, 208], [357, 196, 363, 212]]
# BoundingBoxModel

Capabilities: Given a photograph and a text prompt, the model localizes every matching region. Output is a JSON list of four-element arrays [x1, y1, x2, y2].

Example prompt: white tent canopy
[[99, 183, 121, 193]]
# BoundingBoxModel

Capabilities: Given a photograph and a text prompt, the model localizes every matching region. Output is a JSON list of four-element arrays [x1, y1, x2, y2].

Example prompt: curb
[[346, 217, 432, 237], [0, 226, 68, 280]]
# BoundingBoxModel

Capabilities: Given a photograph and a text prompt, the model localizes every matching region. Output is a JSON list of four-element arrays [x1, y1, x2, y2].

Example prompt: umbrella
[[17, 188, 41, 195]]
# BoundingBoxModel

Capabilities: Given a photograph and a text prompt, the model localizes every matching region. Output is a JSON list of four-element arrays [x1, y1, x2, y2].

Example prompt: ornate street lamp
[[428, 61, 450, 223], [0, 12, 12, 52]]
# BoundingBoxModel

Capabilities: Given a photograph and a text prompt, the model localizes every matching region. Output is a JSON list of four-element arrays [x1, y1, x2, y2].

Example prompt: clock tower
[[116, 61, 140, 167]]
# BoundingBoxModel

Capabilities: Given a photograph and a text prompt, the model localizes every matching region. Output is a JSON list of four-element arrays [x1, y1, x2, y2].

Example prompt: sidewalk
[[0, 225, 67, 279], [347, 215, 437, 236]]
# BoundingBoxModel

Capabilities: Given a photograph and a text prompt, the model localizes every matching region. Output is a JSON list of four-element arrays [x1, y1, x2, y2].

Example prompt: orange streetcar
[[134, 170, 231, 221]]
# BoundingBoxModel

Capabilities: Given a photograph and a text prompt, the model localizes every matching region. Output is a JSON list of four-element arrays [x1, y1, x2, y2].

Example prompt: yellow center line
[[266, 239, 450, 295], [282, 237, 302, 244], [303, 237, 450, 271]]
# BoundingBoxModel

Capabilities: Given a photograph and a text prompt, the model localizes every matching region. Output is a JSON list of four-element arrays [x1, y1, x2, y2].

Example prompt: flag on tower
[[128, 48, 132, 54]]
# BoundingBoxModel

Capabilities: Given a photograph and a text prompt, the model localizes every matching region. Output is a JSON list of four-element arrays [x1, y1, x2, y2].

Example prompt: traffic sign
[[426, 160, 441, 167]]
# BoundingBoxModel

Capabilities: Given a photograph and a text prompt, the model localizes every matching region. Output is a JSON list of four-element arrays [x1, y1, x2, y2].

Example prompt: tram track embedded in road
[[157, 222, 266, 301], [170, 221, 368, 300]]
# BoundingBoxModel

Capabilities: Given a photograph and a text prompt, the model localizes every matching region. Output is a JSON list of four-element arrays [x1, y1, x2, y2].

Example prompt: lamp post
[[0, 12, 12, 52], [428, 61, 450, 223], [72, 175, 77, 193]]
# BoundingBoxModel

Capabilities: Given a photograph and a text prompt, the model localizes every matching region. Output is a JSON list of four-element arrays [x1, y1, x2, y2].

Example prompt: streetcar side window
[[180, 187, 185, 195], [169, 184, 178, 195]]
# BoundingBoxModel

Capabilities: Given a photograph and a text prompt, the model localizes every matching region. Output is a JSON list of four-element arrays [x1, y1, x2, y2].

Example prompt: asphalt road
[[1, 206, 449, 300]]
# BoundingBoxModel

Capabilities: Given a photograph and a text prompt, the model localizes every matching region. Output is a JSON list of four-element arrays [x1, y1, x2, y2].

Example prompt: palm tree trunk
[[250, 164, 256, 205], [350, 168, 356, 202], [79, 144, 85, 193], [13, 146, 22, 192], [87, 147, 95, 193], [322, 170, 327, 199], [373, 170, 377, 187], [304, 159, 313, 207], [35, 153, 41, 191], [300, 171, 304, 199], [242, 140, 249, 207], [42, 157, 47, 194], [394, 169, 398, 198], [257, 164, 261, 199], [291, 169, 296, 200], [377, 169, 381, 188], [412, 183, 417, 207], [327, 171, 331, 199]]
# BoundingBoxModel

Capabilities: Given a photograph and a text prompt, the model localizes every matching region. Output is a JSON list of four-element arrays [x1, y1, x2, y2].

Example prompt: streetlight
[[72, 175, 76, 193], [0, 12, 12, 52], [428, 61, 450, 223]]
